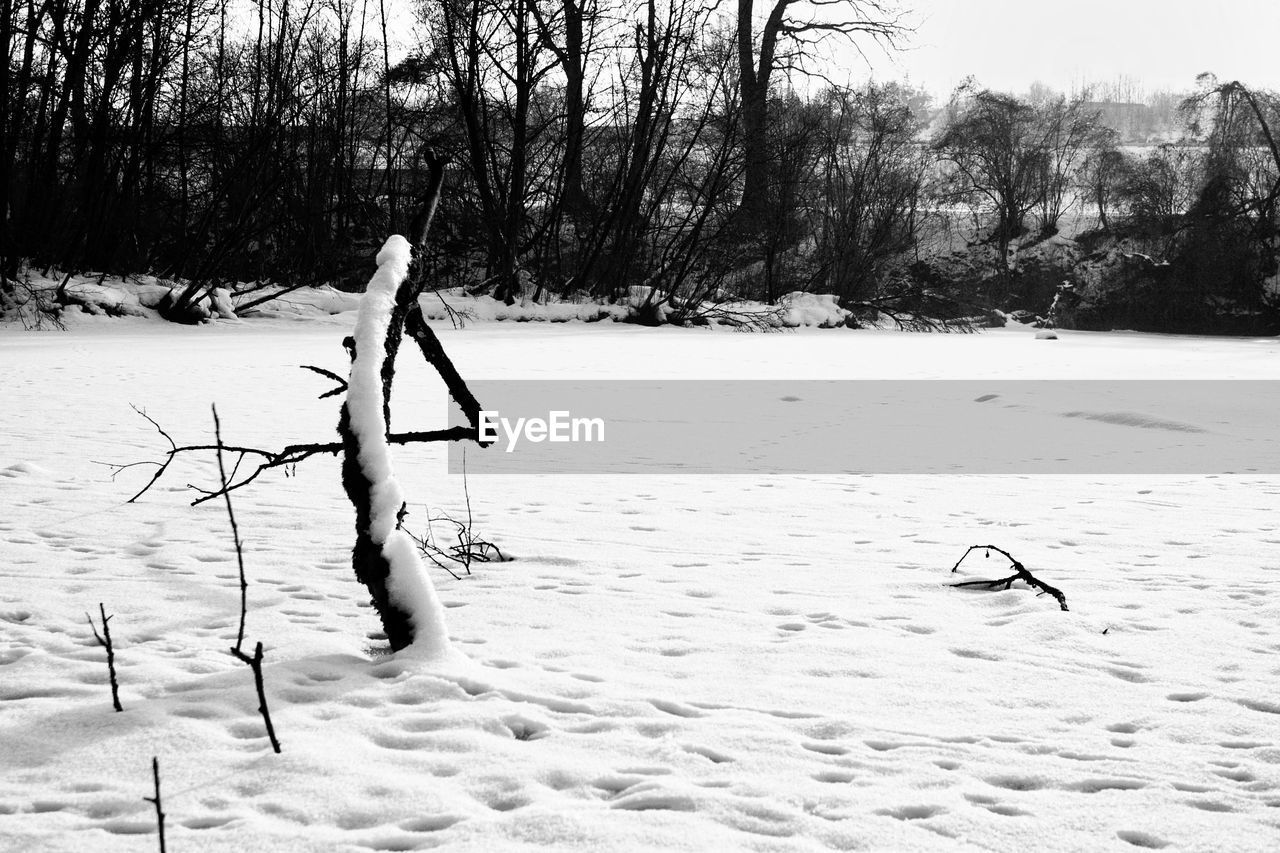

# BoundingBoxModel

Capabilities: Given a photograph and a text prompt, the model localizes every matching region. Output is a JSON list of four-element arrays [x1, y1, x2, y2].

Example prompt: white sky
[[856, 0, 1280, 98]]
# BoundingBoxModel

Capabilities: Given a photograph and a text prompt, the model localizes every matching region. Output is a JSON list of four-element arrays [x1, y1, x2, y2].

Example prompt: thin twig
[[86, 603, 123, 712], [143, 757, 166, 853], [212, 406, 249, 654], [409, 452, 506, 579], [462, 449, 473, 560], [299, 364, 348, 399]]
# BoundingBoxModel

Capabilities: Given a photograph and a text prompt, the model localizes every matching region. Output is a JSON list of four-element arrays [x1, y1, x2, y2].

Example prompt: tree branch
[[299, 364, 348, 399], [949, 544, 1069, 611], [143, 757, 166, 853], [111, 405, 483, 507], [86, 603, 123, 712], [230, 641, 281, 753]]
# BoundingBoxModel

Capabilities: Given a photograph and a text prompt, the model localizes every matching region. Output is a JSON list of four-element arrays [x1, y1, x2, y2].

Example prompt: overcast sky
[[862, 0, 1280, 98]]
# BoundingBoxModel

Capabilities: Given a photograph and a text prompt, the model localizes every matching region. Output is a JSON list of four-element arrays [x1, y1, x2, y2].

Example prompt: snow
[[5, 271, 862, 329], [778, 292, 849, 328], [347, 235, 454, 659], [2, 320, 1280, 851], [209, 288, 237, 321], [423, 291, 632, 325]]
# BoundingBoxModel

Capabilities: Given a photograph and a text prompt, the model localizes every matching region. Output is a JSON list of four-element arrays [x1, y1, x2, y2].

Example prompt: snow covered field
[[3, 315, 1280, 852]]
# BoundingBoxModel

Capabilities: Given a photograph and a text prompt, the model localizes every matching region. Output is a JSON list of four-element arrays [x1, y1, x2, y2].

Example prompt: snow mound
[[0, 461, 53, 479], [778, 292, 849, 328], [209, 287, 238, 320]]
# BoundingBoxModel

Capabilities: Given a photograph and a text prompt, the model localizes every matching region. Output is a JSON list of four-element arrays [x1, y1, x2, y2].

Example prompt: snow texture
[[778, 292, 849, 328], [2, 321, 1280, 851], [347, 235, 454, 660]]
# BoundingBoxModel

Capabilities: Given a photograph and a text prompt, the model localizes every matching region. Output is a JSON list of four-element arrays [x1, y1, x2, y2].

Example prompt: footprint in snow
[[875, 804, 946, 821], [1116, 830, 1170, 849]]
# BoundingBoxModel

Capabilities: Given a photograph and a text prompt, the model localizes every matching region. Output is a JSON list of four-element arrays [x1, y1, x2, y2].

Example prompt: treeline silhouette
[[3, 0, 1277, 330]]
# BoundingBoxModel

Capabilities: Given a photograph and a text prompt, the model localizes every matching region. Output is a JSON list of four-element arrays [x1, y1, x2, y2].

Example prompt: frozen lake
[[2, 319, 1279, 851]]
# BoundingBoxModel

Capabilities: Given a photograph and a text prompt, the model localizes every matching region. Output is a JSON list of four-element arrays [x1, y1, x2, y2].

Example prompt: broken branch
[[86, 603, 123, 712], [299, 364, 348, 399], [230, 641, 282, 753], [950, 545, 1069, 611]]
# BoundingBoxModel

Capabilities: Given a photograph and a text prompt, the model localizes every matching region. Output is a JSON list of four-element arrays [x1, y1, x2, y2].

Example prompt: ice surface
[[1, 320, 1279, 851]]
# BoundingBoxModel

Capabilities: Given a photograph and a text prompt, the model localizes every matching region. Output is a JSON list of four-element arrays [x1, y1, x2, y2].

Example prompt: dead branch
[[210, 407, 281, 752], [143, 756, 166, 853], [415, 513, 506, 578], [405, 305, 489, 437], [299, 364, 348, 399], [86, 603, 123, 712], [230, 641, 281, 753], [950, 545, 1069, 611], [408, 150, 448, 253], [213, 406, 250, 653], [409, 455, 507, 579], [110, 405, 480, 506], [430, 289, 468, 330]]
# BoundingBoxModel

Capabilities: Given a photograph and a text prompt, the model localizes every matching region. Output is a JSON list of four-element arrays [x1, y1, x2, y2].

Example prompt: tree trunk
[[337, 158, 452, 654]]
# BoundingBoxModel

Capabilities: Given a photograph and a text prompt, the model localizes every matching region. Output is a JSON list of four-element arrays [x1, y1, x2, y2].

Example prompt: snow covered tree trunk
[[338, 155, 454, 655], [339, 245, 449, 655], [338, 235, 453, 655]]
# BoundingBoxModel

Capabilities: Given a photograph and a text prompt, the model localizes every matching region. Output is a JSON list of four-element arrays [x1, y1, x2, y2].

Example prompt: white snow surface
[[347, 236, 454, 660], [1, 320, 1280, 851]]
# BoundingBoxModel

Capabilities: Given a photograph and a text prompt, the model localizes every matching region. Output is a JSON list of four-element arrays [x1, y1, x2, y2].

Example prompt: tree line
[[3, 0, 1278, 329]]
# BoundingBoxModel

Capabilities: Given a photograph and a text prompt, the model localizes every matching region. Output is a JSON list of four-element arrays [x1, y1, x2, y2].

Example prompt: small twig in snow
[[212, 406, 249, 653], [86, 603, 123, 712], [949, 545, 1069, 611], [143, 757, 166, 853], [230, 641, 282, 753]]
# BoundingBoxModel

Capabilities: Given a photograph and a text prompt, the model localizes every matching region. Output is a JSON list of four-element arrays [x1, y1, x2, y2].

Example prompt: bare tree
[[734, 0, 907, 227], [935, 85, 1103, 273], [935, 86, 1043, 274], [1031, 95, 1107, 235], [1078, 132, 1123, 232], [430, 0, 558, 303], [813, 82, 928, 305]]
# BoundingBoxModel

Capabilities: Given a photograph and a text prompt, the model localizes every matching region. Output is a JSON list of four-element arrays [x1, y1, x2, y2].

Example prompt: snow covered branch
[[336, 152, 491, 655]]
